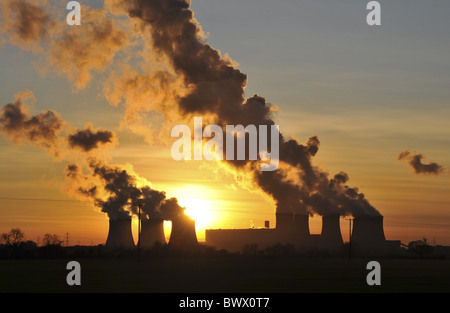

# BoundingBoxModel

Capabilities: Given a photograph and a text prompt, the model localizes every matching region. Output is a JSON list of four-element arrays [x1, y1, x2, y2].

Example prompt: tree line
[[1, 228, 63, 246], [1, 227, 449, 260]]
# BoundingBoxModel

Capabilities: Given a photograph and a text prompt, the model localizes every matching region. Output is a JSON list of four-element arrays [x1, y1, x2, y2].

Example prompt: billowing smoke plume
[[0, 90, 65, 157], [65, 158, 185, 220], [48, 6, 131, 89], [1, 92, 184, 221], [0, 0, 55, 51], [1, 1, 381, 218], [105, 0, 380, 217], [0, 1, 130, 89], [68, 124, 117, 152], [398, 150, 445, 175], [0, 91, 116, 157]]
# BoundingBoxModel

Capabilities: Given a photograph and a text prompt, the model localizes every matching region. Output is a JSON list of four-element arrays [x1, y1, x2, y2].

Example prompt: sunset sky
[[0, 0, 449, 246]]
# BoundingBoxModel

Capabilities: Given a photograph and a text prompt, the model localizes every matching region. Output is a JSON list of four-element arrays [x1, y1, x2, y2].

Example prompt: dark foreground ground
[[1, 256, 449, 293]]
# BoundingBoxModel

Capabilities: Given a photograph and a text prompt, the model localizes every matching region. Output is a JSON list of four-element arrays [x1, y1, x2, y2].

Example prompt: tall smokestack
[[168, 214, 198, 248], [320, 214, 343, 251], [139, 218, 166, 249], [105, 218, 135, 249], [351, 215, 386, 255]]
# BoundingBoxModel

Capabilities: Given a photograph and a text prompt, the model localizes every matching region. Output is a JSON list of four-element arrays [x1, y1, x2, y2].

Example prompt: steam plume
[[0, 90, 65, 157], [398, 150, 445, 175], [0, 0, 54, 51], [1, 1, 382, 218], [65, 158, 185, 220], [68, 124, 117, 152], [48, 6, 130, 89], [106, 0, 380, 217], [0, 1, 130, 89], [1, 92, 183, 221]]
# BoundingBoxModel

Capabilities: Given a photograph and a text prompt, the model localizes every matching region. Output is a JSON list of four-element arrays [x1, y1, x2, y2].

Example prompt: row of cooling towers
[[273, 212, 388, 253], [204, 212, 396, 256], [105, 213, 198, 249], [105, 210, 397, 256]]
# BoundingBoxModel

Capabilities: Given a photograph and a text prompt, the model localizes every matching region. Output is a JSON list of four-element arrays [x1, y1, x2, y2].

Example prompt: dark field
[[1, 256, 449, 293]]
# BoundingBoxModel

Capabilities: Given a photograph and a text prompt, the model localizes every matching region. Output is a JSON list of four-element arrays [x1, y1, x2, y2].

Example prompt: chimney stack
[[105, 218, 135, 249]]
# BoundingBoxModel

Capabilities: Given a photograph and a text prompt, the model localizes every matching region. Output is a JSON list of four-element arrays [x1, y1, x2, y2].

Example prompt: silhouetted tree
[[42, 233, 63, 246], [408, 237, 434, 258], [1, 228, 25, 245], [38, 234, 66, 259]]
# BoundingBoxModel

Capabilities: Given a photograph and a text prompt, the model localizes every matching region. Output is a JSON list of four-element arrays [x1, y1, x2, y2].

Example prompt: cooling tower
[[275, 212, 294, 244], [168, 214, 198, 248], [276, 212, 294, 230], [293, 214, 310, 237], [105, 218, 135, 249], [139, 218, 166, 249], [293, 213, 310, 246], [351, 215, 386, 255], [275, 212, 310, 246], [320, 214, 344, 251]]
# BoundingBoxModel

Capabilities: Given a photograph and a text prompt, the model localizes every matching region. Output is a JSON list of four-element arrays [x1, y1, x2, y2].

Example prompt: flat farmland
[[0, 257, 449, 293]]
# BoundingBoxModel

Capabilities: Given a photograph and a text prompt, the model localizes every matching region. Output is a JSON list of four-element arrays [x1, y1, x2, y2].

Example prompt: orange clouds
[[48, 7, 130, 89], [0, 1, 131, 89], [398, 150, 445, 175], [0, 90, 65, 157], [0, 0, 55, 52]]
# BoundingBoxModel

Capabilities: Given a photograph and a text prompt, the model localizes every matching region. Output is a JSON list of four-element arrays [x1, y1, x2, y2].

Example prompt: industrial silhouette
[[105, 212, 198, 250], [205, 212, 401, 256], [105, 205, 400, 257]]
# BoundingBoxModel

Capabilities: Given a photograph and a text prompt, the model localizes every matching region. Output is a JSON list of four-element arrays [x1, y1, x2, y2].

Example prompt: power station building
[[205, 212, 401, 256]]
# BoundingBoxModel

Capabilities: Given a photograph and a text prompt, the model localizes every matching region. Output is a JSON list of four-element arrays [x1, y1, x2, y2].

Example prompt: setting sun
[[170, 185, 217, 241], [179, 198, 213, 230]]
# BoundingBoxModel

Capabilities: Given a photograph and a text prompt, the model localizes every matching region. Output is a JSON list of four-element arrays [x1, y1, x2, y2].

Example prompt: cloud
[[0, 90, 65, 157], [0, 92, 117, 157], [0, 0, 55, 52], [68, 124, 117, 152], [398, 150, 445, 175], [1, 91, 186, 221], [0, 1, 131, 89], [48, 6, 131, 89]]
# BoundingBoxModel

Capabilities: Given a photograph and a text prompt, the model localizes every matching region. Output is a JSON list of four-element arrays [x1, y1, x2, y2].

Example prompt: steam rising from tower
[[106, 0, 381, 220], [0, 1, 394, 253]]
